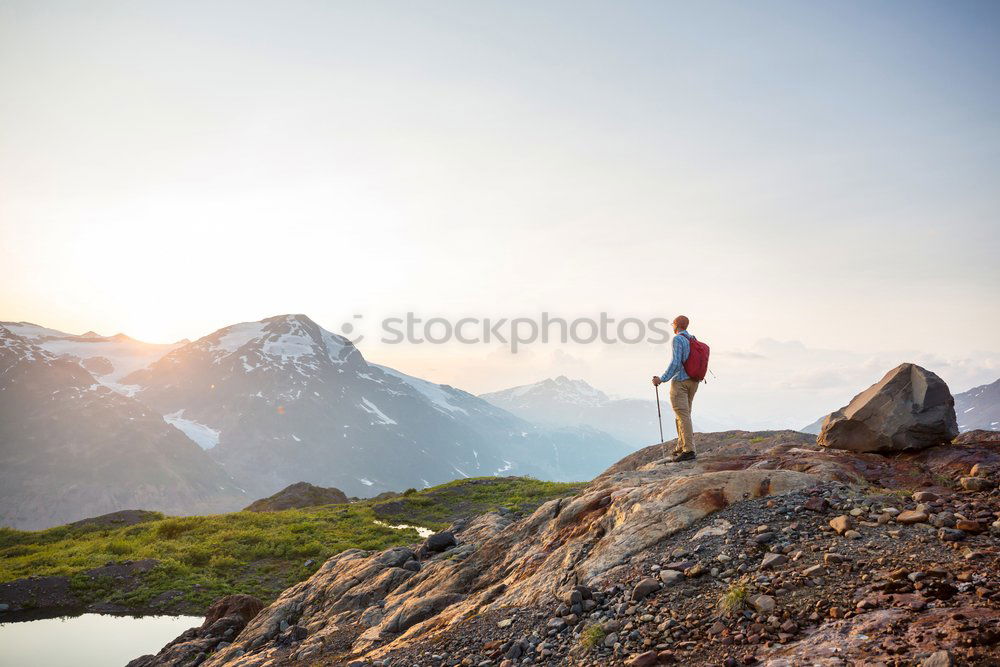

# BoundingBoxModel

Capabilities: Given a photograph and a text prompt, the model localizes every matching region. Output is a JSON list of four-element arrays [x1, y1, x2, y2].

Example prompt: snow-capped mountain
[[955, 379, 1000, 431], [0, 325, 244, 530], [0, 321, 184, 394], [481, 376, 675, 446], [488, 376, 612, 408], [122, 315, 631, 498]]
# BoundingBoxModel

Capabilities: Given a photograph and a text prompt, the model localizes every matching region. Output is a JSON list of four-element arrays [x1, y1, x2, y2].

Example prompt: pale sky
[[2, 1, 998, 428]]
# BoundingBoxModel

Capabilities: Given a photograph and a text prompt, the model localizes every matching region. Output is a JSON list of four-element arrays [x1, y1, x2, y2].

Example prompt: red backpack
[[681, 333, 710, 382]]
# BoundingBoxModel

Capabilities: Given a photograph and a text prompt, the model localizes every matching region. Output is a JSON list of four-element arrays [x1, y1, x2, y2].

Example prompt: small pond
[[373, 519, 434, 538], [0, 612, 201, 667]]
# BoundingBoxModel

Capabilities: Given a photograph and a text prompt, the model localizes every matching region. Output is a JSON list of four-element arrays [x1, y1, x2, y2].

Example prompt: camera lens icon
[[340, 314, 364, 344]]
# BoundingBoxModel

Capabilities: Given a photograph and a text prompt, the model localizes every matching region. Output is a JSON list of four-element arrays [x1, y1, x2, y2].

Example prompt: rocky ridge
[[130, 429, 1000, 666]]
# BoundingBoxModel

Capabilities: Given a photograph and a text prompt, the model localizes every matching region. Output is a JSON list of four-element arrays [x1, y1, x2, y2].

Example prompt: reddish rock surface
[[134, 430, 1000, 666]]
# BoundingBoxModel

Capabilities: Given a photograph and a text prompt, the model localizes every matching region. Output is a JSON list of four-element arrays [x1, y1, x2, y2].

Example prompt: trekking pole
[[655, 383, 664, 458]]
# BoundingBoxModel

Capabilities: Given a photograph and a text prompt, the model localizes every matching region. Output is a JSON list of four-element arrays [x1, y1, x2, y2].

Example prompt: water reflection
[[373, 519, 434, 538], [0, 612, 201, 667]]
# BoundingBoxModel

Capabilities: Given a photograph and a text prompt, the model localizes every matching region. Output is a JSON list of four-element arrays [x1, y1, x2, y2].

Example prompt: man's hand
[[652, 376, 661, 387]]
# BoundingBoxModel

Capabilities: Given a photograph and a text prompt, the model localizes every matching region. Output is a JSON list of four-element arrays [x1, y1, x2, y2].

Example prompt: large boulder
[[818, 363, 958, 453], [202, 594, 264, 628]]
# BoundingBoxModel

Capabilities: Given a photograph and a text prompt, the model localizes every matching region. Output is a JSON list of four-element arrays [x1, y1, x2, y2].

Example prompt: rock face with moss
[[243, 482, 348, 512], [818, 363, 959, 453]]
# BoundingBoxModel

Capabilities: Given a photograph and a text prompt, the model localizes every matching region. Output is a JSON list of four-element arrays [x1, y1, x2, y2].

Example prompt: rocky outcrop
[[202, 595, 265, 627], [172, 430, 987, 666], [66, 509, 162, 530], [126, 594, 263, 667], [128, 429, 1000, 665], [818, 363, 959, 453], [190, 435, 818, 665], [243, 482, 348, 512]]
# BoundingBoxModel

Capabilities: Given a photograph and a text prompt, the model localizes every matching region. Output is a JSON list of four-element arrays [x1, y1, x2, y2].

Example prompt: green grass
[[865, 486, 911, 500], [0, 477, 579, 613], [717, 578, 750, 615], [370, 476, 584, 530], [931, 472, 957, 489], [580, 623, 607, 649]]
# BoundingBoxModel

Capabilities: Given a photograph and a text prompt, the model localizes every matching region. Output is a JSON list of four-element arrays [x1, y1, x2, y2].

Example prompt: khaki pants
[[670, 379, 699, 454]]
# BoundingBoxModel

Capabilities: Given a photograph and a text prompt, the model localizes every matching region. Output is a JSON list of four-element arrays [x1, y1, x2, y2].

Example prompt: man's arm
[[656, 336, 685, 384]]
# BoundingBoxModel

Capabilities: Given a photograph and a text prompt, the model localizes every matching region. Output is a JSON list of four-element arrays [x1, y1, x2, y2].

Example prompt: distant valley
[[481, 375, 733, 446]]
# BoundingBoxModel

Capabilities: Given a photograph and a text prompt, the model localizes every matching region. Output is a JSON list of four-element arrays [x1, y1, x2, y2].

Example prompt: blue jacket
[[660, 331, 693, 383]]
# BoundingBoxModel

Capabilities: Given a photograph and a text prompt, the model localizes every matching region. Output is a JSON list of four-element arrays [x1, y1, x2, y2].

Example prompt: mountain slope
[[482, 376, 675, 445], [0, 321, 183, 395], [800, 415, 825, 435], [955, 378, 1000, 431], [123, 315, 631, 498], [482, 376, 742, 444], [0, 325, 245, 530]]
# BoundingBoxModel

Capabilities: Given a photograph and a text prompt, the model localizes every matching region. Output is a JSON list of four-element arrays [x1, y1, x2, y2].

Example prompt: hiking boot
[[671, 451, 696, 462]]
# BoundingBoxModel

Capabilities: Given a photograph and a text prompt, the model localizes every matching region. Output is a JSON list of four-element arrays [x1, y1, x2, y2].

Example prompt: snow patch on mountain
[[263, 331, 316, 360], [202, 316, 356, 374], [320, 328, 354, 363], [955, 378, 1000, 431], [1, 322, 72, 340], [1, 321, 183, 387], [164, 410, 221, 450], [484, 376, 610, 408], [373, 364, 470, 416], [214, 322, 267, 355], [0, 326, 51, 364], [360, 398, 397, 425]]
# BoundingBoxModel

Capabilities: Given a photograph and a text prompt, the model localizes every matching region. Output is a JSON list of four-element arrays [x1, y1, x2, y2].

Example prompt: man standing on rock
[[652, 315, 702, 462]]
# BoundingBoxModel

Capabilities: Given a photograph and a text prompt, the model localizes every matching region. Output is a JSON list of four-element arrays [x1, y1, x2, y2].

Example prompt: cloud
[[719, 350, 767, 360], [549, 349, 591, 376], [778, 369, 852, 390], [752, 338, 808, 354], [486, 344, 536, 361]]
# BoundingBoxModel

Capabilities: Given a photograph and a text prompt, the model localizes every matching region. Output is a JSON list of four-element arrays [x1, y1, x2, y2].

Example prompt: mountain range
[[0, 315, 631, 529], [480, 375, 734, 446], [0, 324, 243, 530], [954, 378, 1000, 431]]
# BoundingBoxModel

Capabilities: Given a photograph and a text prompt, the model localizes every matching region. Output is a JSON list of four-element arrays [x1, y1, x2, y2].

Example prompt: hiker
[[652, 315, 708, 462]]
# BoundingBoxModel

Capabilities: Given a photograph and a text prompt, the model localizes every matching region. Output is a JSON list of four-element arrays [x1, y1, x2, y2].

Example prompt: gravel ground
[[368, 480, 1000, 667]]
